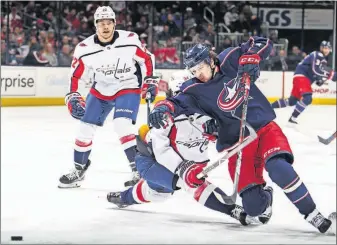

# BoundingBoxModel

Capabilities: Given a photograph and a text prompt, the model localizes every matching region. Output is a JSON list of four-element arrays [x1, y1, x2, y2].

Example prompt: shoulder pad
[[73, 35, 97, 58]]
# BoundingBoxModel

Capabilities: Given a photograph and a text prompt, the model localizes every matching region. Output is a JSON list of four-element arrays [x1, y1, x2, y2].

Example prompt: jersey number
[[71, 58, 79, 68]]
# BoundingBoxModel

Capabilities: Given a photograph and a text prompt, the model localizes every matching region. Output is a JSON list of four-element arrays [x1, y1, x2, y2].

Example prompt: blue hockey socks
[[265, 157, 316, 216], [74, 139, 92, 166], [271, 96, 298, 109], [291, 94, 312, 119]]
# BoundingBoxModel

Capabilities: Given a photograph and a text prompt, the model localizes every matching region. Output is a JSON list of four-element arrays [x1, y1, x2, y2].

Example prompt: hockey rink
[[1, 104, 336, 244]]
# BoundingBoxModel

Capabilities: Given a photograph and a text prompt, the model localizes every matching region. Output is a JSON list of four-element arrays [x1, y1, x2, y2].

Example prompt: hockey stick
[[318, 131, 336, 145], [197, 74, 253, 204], [146, 92, 152, 125]]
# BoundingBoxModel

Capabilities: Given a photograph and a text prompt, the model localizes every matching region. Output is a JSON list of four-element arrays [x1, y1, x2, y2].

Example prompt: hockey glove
[[176, 160, 207, 189], [148, 100, 175, 129], [65, 92, 86, 120], [238, 54, 261, 82], [142, 76, 160, 103], [202, 119, 218, 142]]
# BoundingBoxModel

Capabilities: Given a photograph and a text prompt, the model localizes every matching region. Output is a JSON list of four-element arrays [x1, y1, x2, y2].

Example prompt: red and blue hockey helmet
[[184, 43, 211, 69]]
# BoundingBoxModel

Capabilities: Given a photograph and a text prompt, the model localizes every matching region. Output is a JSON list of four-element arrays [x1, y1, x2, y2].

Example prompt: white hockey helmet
[[169, 70, 193, 96], [94, 6, 116, 26]]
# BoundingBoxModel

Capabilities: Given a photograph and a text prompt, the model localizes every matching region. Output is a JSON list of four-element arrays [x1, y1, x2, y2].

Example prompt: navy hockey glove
[[65, 92, 86, 120], [238, 54, 261, 82], [176, 160, 207, 189], [148, 100, 174, 129], [142, 76, 160, 103], [202, 119, 218, 142]]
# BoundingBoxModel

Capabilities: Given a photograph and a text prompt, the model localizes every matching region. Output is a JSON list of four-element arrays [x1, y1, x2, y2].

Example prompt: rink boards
[[1, 66, 336, 106]]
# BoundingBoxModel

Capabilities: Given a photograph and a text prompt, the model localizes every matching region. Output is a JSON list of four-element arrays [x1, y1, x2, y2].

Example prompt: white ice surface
[[1, 105, 336, 244]]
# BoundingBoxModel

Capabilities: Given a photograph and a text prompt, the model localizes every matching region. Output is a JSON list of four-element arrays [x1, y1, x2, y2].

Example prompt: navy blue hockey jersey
[[167, 37, 275, 152], [294, 51, 336, 83]]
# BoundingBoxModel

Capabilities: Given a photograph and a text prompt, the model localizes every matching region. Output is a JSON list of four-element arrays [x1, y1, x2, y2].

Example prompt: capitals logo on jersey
[[217, 76, 247, 112]]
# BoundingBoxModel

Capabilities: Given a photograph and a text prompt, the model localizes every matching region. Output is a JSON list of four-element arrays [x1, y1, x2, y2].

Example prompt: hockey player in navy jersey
[[271, 41, 336, 124], [148, 38, 336, 234], [58, 6, 158, 188], [106, 70, 254, 226]]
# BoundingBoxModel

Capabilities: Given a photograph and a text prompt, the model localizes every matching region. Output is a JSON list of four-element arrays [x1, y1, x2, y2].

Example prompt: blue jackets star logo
[[217, 77, 247, 112]]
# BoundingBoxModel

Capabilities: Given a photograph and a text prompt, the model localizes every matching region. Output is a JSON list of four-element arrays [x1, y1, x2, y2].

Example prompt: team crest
[[217, 77, 247, 112]]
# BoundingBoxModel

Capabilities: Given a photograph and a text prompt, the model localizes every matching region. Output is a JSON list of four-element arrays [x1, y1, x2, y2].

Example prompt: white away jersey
[[148, 114, 212, 173], [69, 30, 154, 99]]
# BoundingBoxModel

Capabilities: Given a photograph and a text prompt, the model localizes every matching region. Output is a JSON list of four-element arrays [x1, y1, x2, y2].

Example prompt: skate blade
[[58, 182, 82, 188], [328, 212, 336, 235]]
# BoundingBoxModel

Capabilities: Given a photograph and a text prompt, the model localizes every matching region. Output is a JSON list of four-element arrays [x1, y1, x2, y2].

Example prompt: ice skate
[[230, 205, 253, 226], [107, 192, 130, 208], [306, 209, 335, 235], [58, 160, 91, 188], [124, 170, 140, 187], [288, 116, 298, 125], [257, 186, 274, 224]]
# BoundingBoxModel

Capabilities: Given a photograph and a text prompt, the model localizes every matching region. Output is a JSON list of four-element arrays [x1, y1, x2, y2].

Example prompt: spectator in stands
[[200, 24, 216, 46], [152, 41, 165, 64], [14, 36, 30, 64], [266, 49, 288, 71], [71, 36, 80, 49], [36, 19, 45, 32], [76, 20, 93, 41], [184, 7, 196, 30], [42, 43, 58, 66], [1, 25, 7, 41], [269, 30, 279, 44], [23, 45, 49, 66], [58, 44, 72, 67], [164, 38, 180, 65], [1, 41, 7, 64], [287, 45, 304, 70], [44, 10, 58, 32], [165, 13, 180, 37], [217, 36, 232, 53], [46, 29, 56, 46], [62, 35, 70, 48], [3, 5, 22, 30], [224, 5, 239, 31], [28, 35, 40, 52], [135, 15, 148, 34], [158, 24, 171, 41], [232, 13, 250, 33], [66, 8, 81, 31], [242, 4, 260, 34]]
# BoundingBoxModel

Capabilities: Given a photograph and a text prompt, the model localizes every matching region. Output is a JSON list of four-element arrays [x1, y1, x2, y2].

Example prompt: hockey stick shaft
[[146, 92, 151, 125], [228, 74, 251, 202], [318, 131, 337, 145]]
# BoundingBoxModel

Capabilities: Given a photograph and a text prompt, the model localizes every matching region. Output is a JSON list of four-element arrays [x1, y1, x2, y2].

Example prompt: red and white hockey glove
[[141, 76, 160, 103], [176, 160, 207, 189], [238, 54, 261, 82], [65, 92, 86, 120]]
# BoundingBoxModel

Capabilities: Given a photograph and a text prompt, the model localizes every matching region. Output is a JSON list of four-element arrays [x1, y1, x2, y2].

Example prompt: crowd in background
[[0, 1, 334, 70]]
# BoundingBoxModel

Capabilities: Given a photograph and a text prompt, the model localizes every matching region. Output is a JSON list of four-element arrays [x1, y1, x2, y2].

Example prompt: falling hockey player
[[107, 70, 257, 226], [148, 39, 336, 235], [59, 6, 158, 188], [271, 41, 336, 124]]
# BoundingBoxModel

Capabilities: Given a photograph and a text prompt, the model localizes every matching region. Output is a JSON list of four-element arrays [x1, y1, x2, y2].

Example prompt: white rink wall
[[1, 66, 336, 106]]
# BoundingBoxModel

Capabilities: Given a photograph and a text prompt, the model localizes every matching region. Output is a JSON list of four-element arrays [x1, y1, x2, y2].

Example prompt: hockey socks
[[265, 157, 316, 216], [74, 139, 92, 166], [291, 94, 312, 119], [271, 96, 298, 109], [194, 181, 238, 215]]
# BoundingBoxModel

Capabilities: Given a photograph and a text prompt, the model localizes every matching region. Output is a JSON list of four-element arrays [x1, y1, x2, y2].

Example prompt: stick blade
[[318, 135, 329, 145]]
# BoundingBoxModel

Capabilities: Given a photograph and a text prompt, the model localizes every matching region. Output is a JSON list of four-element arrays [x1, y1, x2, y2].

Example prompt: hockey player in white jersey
[[59, 6, 158, 188], [106, 70, 253, 225]]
